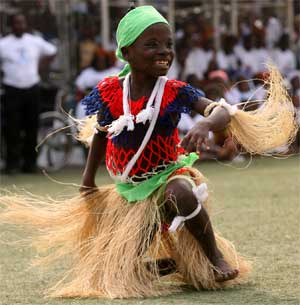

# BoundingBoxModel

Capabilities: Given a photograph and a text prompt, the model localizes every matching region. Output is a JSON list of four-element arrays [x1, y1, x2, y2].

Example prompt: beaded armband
[[204, 99, 238, 117], [204, 102, 220, 117]]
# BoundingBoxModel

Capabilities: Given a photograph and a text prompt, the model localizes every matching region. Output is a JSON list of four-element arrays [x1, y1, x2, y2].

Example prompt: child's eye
[[167, 41, 173, 48], [145, 41, 158, 47]]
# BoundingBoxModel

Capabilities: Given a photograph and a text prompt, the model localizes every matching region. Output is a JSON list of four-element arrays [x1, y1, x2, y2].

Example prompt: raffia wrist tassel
[[204, 100, 237, 117], [226, 65, 298, 155], [76, 115, 97, 144], [219, 99, 238, 116], [204, 102, 219, 117]]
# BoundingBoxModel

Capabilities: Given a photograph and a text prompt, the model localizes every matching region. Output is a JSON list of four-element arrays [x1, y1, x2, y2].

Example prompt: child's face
[[122, 23, 174, 77]]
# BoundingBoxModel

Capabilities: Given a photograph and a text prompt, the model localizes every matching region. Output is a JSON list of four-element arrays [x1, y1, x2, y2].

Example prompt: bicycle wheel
[[37, 111, 73, 172]]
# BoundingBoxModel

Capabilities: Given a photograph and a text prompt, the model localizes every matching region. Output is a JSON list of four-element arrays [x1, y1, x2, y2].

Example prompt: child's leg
[[137, 224, 177, 276], [165, 178, 239, 282]]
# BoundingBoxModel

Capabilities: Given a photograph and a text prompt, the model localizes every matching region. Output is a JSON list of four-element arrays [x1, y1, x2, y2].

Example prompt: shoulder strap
[[120, 76, 168, 183]]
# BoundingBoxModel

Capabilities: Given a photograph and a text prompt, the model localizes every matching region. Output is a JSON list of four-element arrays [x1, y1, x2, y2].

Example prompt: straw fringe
[[0, 168, 250, 299], [228, 65, 298, 155], [77, 116, 97, 145]]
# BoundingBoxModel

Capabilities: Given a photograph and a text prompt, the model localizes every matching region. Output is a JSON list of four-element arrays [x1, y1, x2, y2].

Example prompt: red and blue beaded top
[[81, 76, 204, 181]]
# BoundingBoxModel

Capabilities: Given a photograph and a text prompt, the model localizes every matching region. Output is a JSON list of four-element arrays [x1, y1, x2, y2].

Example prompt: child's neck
[[129, 73, 158, 100]]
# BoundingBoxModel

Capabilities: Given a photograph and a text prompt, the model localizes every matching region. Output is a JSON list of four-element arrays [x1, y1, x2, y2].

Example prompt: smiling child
[[0, 5, 297, 300]]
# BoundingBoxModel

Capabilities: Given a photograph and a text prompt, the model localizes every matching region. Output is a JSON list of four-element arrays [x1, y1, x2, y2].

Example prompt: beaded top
[[82, 76, 204, 182]]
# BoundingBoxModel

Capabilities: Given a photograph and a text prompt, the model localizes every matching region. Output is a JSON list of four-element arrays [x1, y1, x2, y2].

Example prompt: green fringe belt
[[116, 153, 198, 203]]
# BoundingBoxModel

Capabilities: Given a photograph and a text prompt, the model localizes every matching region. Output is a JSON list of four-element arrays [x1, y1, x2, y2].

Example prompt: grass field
[[0, 157, 299, 305]]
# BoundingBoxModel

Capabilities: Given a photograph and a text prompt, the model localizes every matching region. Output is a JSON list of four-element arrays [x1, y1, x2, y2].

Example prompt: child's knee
[[165, 178, 197, 215], [165, 178, 191, 199]]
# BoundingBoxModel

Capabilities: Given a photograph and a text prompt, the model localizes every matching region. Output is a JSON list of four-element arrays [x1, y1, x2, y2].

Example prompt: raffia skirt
[[0, 167, 250, 299]]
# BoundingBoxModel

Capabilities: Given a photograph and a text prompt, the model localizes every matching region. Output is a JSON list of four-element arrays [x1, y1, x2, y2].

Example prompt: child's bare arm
[[181, 97, 231, 153], [80, 133, 107, 193]]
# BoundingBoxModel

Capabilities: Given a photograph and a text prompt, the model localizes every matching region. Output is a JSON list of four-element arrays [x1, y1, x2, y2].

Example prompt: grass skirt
[[0, 168, 250, 299]]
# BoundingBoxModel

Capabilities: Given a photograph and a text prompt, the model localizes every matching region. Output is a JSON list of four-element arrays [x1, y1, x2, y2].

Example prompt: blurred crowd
[[74, 2, 300, 160], [167, 11, 300, 159], [1, 0, 299, 170]]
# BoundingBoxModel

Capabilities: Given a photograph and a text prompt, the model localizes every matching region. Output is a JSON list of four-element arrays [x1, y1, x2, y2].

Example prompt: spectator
[[253, 72, 269, 102], [205, 69, 241, 106], [252, 34, 272, 75], [34, 3, 58, 40], [272, 33, 297, 77], [293, 16, 300, 68], [235, 34, 256, 78], [75, 48, 120, 119], [287, 71, 300, 153], [203, 82, 226, 102], [185, 36, 214, 81], [177, 72, 205, 137], [217, 34, 238, 78], [0, 13, 57, 174], [78, 18, 99, 70], [186, 73, 202, 89], [265, 14, 283, 49], [289, 71, 300, 105], [226, 73, 258, 110], [207, 70, 230, 99], [175, 20, 197, 48], [167, 44, 189, 81]]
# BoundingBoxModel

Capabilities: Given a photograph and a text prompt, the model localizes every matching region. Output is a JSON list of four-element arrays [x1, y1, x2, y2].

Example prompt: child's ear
[[121, 47, 129, 61]]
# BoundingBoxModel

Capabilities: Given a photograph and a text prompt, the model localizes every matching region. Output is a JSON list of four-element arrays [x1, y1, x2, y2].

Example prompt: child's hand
[[180, 121, 211, 154]]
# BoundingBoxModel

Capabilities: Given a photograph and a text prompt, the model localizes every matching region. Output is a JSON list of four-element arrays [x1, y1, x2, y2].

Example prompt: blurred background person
[[0, 13, 57, 174], [78, 17, 99, 71], [252, 33, 272, 75], [265, 13, 283, 49], [216, 34, 239, 80], [272, 33, 297, 77], [226, 72, 258, 110], [185, 36, 214, 81], [75, 47, 120, 119], [167, 44, 189, 81], [234, 34, 256, 79], [288, 71, 300, 153]]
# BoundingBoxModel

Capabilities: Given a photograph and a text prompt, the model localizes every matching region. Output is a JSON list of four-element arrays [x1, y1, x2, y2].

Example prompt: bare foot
[[212, 256, 239, 282]]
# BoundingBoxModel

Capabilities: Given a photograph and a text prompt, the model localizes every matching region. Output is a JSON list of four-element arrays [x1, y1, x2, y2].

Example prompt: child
[[81, 7, 238, 282], [0, 5, 297, 300]]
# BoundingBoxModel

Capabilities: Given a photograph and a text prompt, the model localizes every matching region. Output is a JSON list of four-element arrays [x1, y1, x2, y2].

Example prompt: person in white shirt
[[226, 73, 258, 110], [272, 33, 296, 77], [234, 34, 257, 78], [75, 48, 120, 119], [185, 37, 214, 80], [265, 15, 283, 49], [216, 34, 238, 78], [252, 34, 272, 75], [167, 44, 189, 81], [0, 13, 57, 174]]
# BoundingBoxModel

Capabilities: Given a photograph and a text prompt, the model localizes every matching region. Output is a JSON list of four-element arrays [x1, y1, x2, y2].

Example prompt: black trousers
[[1, 84, 40, 170]]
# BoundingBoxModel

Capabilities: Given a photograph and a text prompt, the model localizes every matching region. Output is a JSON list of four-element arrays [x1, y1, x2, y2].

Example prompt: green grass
[[1, 157, 300, 305]]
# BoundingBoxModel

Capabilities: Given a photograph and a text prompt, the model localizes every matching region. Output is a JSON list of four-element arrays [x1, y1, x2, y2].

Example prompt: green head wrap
[[116, 6, 169, 77]]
